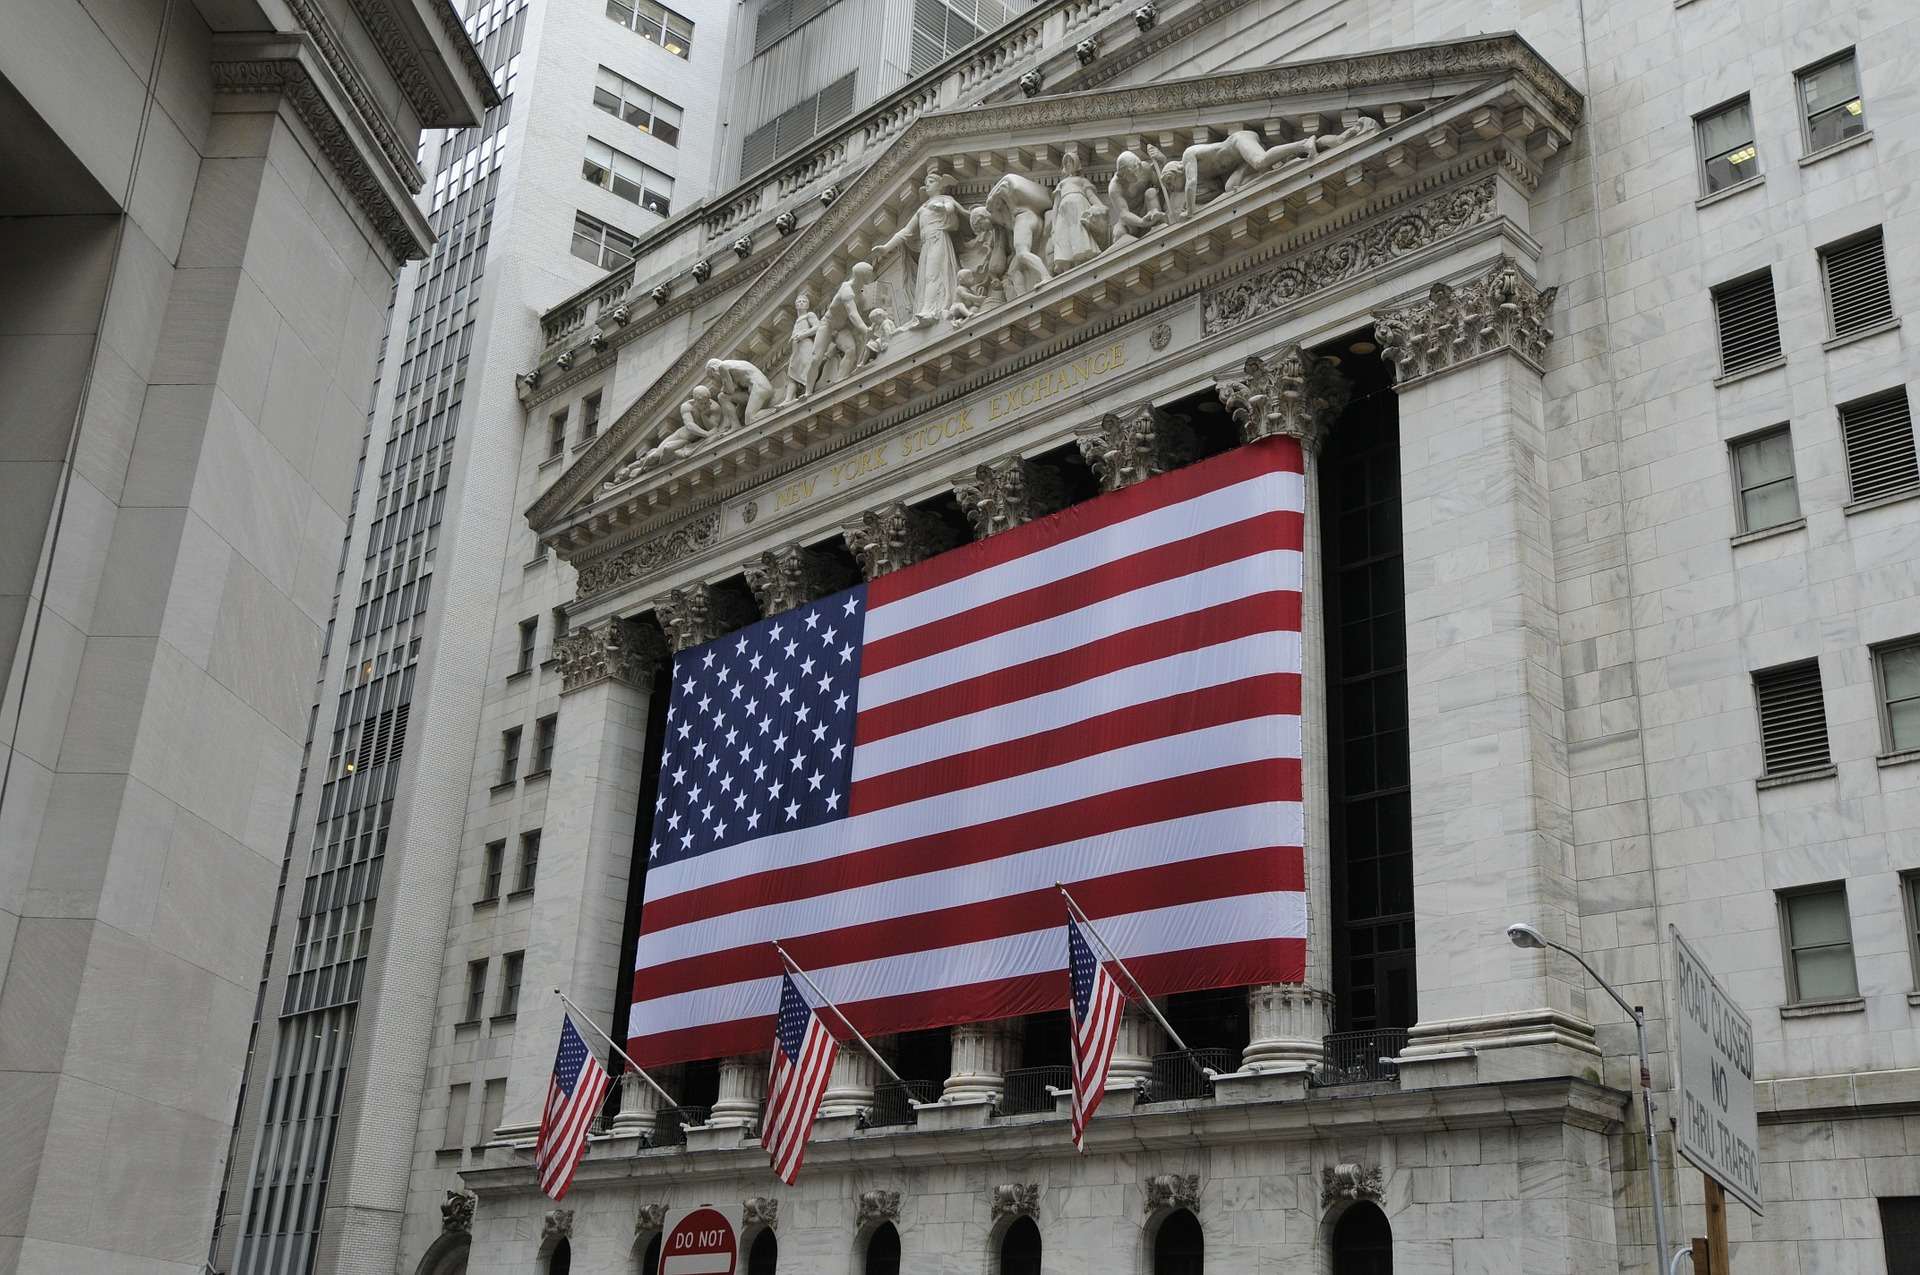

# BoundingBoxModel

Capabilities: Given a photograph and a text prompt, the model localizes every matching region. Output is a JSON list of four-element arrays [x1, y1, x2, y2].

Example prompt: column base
[[1242, 985, 1333, 1072], [1395, 1008, 1599, 1089], [912, 1097, 997, 1131]]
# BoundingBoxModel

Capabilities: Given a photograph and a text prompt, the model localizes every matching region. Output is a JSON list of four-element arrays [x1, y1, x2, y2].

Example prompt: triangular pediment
[[529, 33, 1579, 549]]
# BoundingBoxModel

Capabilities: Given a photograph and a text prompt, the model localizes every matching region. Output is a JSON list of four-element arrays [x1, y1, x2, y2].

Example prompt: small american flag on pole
[[1067, 914, 1127, 1152], [761, 973, 839, 1183], [535, 1015, 612, 1199]]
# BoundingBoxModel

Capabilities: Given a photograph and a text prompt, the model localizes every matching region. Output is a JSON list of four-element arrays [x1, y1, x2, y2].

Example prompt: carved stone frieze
[[1143, 1174, 1200, 1213], [953, 457, 1071, 539], [1215, 346, 1350, 453], [653, 583, 760, 652], [857, 1189, 902, 1227], [744, 543, 858, 615], [542, 1209, 574, 1240], [1075, 403, 1200, 491], [990, 1183, 1039, 1222], [1372, 254, 1556, 385], [553, 617, 669, 693], [744, 1197, 779, 1228], [635, 1202, 669, 1237], [1320, 1163, 1385, 1209], [573, 512, 722, 601], [841, 503, 965, 579], [1201, 177, 1496, 337], [281, 0, 423, 187], [440, 1189, 476, 1234]]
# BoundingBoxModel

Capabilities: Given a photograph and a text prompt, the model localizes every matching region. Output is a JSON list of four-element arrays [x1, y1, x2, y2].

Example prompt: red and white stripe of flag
[[761, 1010, 837, 1183]]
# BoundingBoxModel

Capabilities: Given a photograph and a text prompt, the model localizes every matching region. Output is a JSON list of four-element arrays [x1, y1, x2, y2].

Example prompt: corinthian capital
[[744, 542, 857, 616], [553, 617, 669, 693], [1075, 404, 1200, 492], [841, 502, 965, 579], [952, 456, 1071, 539], [651, 582, 758, 653], [1372, 255, 1556, 385], [1215, 345, 1350, 454]]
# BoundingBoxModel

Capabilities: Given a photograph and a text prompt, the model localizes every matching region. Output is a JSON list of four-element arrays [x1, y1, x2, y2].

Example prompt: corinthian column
[[1216, 345, 1349, 1072]]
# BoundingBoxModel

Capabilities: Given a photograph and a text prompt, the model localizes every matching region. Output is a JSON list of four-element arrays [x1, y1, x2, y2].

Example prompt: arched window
[[639, 1233, 661, 1275], [1332, 1202, 1391, 1275], [1153, 1209, 1203, 1275], [747, 1229, 778, 1275], [864, 1222, 900, 1275], [1000, 1216, 1041, 1275], [548, 1238, 572, 1275]]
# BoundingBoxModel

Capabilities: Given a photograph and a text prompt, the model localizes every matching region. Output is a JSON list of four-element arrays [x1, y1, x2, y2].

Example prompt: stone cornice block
[[1372, 253, 1556, 386]]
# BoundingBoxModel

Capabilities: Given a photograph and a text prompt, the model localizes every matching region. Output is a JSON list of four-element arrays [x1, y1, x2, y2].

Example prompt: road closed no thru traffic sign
[[659, 1207, 737, 1275], [1670, 926, 1763, 1215]]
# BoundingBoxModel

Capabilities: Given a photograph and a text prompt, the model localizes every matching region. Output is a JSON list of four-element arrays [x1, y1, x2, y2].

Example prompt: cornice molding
[[284, 0, 425, 190], [1372, 253, 1556, 385]]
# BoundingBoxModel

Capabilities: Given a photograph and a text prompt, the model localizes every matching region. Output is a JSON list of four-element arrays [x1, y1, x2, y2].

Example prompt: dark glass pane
[[1333, 1202, 1392, 1275], [1001, 1218, 1042, 1275], [865, 1223, 900, 1275], [747, 1229, 777, 1275], [1154, 1209, 1204, 1275]]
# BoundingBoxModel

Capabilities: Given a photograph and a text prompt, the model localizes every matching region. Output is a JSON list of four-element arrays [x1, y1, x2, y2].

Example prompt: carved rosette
[[1075, 404, 1200, 492], [635, 1202, 669, 1238], [990, 1183, 1039, 1222], [1372, 255, 1556, 385], [857, 1188, 902, 1228], [744, 1197, 780, 1229], [1143, 1174, 1200, 1214], [652, 583, 760, 653], [440, 1189, 476, 1235], [1319, 1163, 1384, 1209], [553, 617, 669, 694], [952, 457, 1071, 539], [1215, 346, 1350, 454], [841, 503, 965, 579], [744, 543, 858, 616], [542, 1209, 574, 1240]]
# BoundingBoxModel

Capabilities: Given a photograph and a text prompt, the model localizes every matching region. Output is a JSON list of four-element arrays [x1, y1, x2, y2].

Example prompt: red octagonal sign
[[659, 1207, 737, 1275]]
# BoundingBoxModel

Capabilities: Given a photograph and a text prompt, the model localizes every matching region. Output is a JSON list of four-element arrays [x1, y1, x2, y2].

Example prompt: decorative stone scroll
[[541, 1209, 574, 1240], [1143, 1174, 1200, 1213], [841, 502, 965, 579], [1075, 403, 1200, 491], [744, 542, 858, 615], [652, 582, 760, 652], [990, 1183, 1039, 1222], [440, 1189, 476, 1234], [952, 456, 1071, 539], [1319, 1163, 1385, 1209], [573, 511, 721, 600], [857, 1188, 902, 1228], [553, 617, 669, 693], [1372, 254, 1556, 385], [635, 1202, 669, 1239], [1215, 346, 1350, 453], [744, 1197, 780, 1229]]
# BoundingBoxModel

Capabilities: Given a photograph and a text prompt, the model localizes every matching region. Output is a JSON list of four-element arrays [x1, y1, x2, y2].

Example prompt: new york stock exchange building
[[430, 3, 1920, 1273]]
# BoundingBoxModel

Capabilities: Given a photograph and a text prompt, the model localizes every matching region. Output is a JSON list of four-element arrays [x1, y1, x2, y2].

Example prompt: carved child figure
[[865, 306, 897, 358]]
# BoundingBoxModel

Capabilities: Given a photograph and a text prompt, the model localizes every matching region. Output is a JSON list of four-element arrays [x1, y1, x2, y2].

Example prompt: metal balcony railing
[[1313, 1028, 1408, 1087], [866, 1079, 939, 1128], [650, 1104, 710, 1146], [1000, 1065, 1071, 1115], [1143, 1048, 1236, 1102]]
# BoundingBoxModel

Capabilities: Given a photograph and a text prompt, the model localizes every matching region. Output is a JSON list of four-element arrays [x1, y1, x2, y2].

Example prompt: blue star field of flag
[[776, 973, 818, 1062], [553, 1017, 593, 1095], [648, 585, 868, 868], [1069, 917, 1100, 1020]]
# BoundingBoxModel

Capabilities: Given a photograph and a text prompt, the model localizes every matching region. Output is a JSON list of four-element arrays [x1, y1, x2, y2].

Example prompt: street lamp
[[1505, 923, 1678, 1272]]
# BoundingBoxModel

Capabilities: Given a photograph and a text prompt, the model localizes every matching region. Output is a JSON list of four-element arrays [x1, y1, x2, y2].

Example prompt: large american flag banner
[[626, 435, 1306, 1066]]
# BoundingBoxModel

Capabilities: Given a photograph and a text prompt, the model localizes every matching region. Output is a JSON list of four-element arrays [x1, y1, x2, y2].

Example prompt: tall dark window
[[1332, 1203, 1392, 1275], [747, 1229, 777, 1275], [1001, 1217, 1041, 1275], [1882, 1197, 1920, 1275], [1153, 1209, 1203, 1275], [864, 1223, 900, 1275], [1323, 356, 1415, 1033], [548, 1238, 571, 1275], [641, 1233, 662, 1274]]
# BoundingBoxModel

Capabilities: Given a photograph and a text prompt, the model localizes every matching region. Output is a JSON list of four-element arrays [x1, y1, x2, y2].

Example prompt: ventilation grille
[[1755, 661, 1831, 775], [754, 0, 842, 53], [738, 72, 857, 177], [1713, 273, 1782, 374], [1840, 390, 1918, 502], [1823, 232, 1894, 336]]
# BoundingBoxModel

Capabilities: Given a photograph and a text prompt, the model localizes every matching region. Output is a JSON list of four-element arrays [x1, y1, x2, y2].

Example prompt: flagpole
[[553, 989, 678, 1107], [1055, 884, 1195, 1054], [769, 942, 908, 1087]]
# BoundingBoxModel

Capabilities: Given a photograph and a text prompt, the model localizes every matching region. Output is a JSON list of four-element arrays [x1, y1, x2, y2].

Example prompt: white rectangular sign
[[1670, 926, 1763, 1214]]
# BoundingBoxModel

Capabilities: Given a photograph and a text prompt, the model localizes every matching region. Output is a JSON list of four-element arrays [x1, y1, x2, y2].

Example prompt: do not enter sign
[[658, 1207, 737, 1275]]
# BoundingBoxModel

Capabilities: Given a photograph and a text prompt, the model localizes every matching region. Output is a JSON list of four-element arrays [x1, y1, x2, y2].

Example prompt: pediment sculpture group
[[607, 116, 1380, 486]]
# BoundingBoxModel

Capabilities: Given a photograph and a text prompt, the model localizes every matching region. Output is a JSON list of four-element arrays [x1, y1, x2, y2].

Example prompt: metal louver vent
[[816, 71, 856, 133], [1713, 273, 1782, 374], [1755, 660, 1831, 776], [754, 0, 792, 53], [1823, 233, 1894, 336], [1839, 390, 1918, 502], [740, 119, 777, 177]]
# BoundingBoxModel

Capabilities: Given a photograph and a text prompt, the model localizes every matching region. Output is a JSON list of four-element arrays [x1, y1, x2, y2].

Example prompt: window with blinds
[[1839, 389, 1918, 503], [910, 0, 1010, 75], [1821, 230, 1894, 337], [739, 72, 857, 176], [1712, 272, 1782, 374], [1754, 660, 1831, 777], [754, 0, 843, 54]]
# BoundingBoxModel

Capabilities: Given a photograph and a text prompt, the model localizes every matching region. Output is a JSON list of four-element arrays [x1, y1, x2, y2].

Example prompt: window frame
[[533, 713, 558, 775], [1797, 50, 1867, 155], [1710, 269, 1782, 375], [517, 617, 538, 674], [463, 958, 488, 1022], [1728, 425, 1801, 535], [497, 950, 525, 1018], [583, 137, 674, 215], [570, 211, 641, 271], [1752, 658, 1831, 778], [548, 408, 568, 459], [1875, 637, 1920, 756], [1837, 387, 1919, 504], [481, 839, 506, 902], [581, 391, 602, 441], [1777, 882, 1860, 1005], [1901, 871, 1920, 992], [500, 726, 523, 784], [592, 65, 683, 146], [1695, 95, 1760, 195], [516, 829, 542, 894], [604, 0, 695, 58], [1818, 227, 1894, 339]]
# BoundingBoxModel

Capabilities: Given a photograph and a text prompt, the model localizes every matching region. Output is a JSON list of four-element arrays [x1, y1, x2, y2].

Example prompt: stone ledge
[[1821, 316, 1900, 351], [1730, 517, 1804, 547], [1799, 131, 1873, 167], [1757, 1066, 1920, 1123], [1778, 996, 1864, 1020]]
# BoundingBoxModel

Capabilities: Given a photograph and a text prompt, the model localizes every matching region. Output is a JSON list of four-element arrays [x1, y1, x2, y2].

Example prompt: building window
[[1753, 659, 1830, 777], [442, 1083, 470, 1151], [864, 1223, 900, 1275], [581, 391, 602, 440], [1902, 874, 1920, 990], [1878, 640, 1920, 754], [1153, 1210, 1203, 1275], [517, 618, 538, 674], [739, 73, 858, 177], [605, 0, 694, 56], [463, 959, 488, 1021], [1779, 884, 1858, 1002], [593, 66, 683, 145], [477, 1078, 505, 1149], [1332, 1202, 1392, 1275], [517, 830, 542, 893], [553, 606, 571, 640], [1730, 427, 1800, 533], [500, 727, 522, 784], [1711, 271, 1781, 374], [641, 1235, 662, 1275], [481, 840, 505, 902], [746, 1230, 778, 1275], [498, 951, 525, 1017], [1838, 389, 1918, 503], [1799, 52, 1866, 153], [584, 138, 673, 215], [1821, 229, 1894, 337], [1697, 97, 1759, 194], [1883, 1199, 1920, 1275], [571, 211, 642, 270], [533, 714, 557, 774], [1000, 1217, 1041, 1275], [548, 408, 568, 459]]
